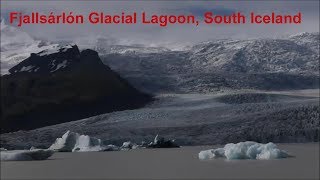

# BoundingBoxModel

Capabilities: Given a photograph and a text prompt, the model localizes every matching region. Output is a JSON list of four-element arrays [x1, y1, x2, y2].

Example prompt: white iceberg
[[49, 131, 119, 152], [120, 141, 141, 150], [199, 141, 290, 160], [1, 149, 54, 161]]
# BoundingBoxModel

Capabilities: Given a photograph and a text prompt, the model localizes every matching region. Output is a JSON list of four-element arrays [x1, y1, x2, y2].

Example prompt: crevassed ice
[[49, 131, 119, 152], [1, 149, 54, 161], [199, 141, 290, 160]]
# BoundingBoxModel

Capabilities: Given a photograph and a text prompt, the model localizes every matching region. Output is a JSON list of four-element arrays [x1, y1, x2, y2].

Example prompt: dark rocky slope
[[1, 45, 152, 133]]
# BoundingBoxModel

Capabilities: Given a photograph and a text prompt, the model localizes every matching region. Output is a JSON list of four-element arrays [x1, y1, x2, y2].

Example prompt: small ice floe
[[49, 131, 119, 152], [0, 148, 7, 151], [1, 149, 54, 161], [121, 141, 138, 150], [147, 135, 180, 148], [199, 141, 290, 160]]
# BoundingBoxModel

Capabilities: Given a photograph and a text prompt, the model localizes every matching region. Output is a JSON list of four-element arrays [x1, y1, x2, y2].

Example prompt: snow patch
[[49, 131, 119, 152], [51, 60, 68, 72], [1, 149, 54, 161], [61, 44, 75, 52], [38, 46, 60, 56], [20, 65, 34, 72], [37, 44, 75, 57], [199, 142, 290, 160], [0, 20, 60, 74]]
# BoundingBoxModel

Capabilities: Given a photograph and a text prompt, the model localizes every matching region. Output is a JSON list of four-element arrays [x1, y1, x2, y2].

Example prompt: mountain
[[86, 37, 171, 55], [1, 44, 152, 133], [0, 19, 58, 74], [1, 20, 318, 94], [289, 32, 319, 52], [101, 33, 319, 93], [189, 38, 318, 74]]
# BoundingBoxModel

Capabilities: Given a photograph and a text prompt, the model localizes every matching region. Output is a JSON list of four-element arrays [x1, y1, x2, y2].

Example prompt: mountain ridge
[[1, 44, 152, 133]]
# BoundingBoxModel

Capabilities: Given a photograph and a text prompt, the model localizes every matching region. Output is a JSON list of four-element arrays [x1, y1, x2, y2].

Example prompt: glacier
[[199, 141, 290, 160], [49, 131, 119, 152], [1, 149, 54, 161]]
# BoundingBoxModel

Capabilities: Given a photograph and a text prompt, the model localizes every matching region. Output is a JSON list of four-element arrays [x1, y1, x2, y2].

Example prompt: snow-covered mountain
[[0, 19, 58, 74], [9, 44, 80, 74], [1, 44, 152, 132], [72, 36, 172, 55], [189, 37, 319, 74], [101, 32, 319, 93], [103, 33, 319, 74], [289, 32, 319, 52], [1, 19, 318, 93]]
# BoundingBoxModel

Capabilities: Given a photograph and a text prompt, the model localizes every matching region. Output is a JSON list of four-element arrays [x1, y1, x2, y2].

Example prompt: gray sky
[[1, 1, 319, 47]]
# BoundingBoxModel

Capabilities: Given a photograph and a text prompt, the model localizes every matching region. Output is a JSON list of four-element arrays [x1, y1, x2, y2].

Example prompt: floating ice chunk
[[147, 134, 179, 148], [1, 149, 54, 161], [49, 131, 79, 152], [120, 141, 141, 150], [73, 134, 105, 152], [199, 149, 215, 160], [49, 131, 119, 152], [103, 145, 120, 151], [199, 141, 290, 160], [121, 141, 135, 150], [198, 148, 225, 160], [0, 148, 7, 151]]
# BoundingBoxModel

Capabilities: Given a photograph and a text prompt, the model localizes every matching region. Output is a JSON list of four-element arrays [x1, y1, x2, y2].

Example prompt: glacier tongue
[[49, 131, 119, 152], [199, 141, 290, 160]]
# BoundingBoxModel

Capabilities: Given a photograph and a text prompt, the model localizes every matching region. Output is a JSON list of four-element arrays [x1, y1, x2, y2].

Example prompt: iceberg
[[147, 134, 180, 148], [199, 141, 290, 160], [49, 131, 119, 152], [121, 141, 141, 150], [1, 149, 54, 161]]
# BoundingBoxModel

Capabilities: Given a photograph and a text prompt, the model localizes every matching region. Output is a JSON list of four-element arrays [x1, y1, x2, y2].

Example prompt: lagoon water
[[1, 143, 319, 180]]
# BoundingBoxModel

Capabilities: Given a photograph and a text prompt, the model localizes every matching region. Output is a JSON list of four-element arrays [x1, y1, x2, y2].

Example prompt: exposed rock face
[[1, 45, 152, 133]]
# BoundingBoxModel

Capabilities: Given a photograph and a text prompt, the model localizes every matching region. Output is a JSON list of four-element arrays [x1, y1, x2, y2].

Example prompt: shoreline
[[1, 143, 319, 180]]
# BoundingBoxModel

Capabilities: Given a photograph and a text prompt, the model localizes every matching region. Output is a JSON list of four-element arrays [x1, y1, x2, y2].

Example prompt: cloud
[[1, 1, 319, 47], [188, 7, 236, 17]]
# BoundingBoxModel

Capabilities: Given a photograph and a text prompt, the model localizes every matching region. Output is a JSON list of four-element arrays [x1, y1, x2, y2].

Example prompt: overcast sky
[[1, 1, 319, 47]]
